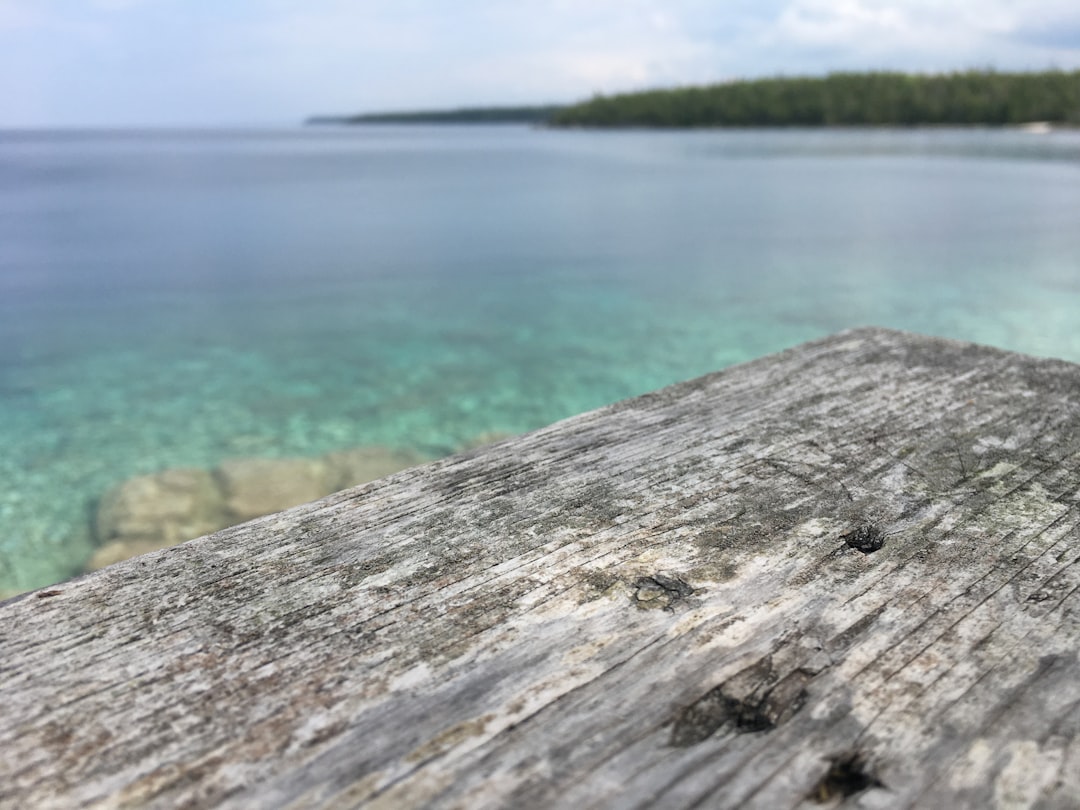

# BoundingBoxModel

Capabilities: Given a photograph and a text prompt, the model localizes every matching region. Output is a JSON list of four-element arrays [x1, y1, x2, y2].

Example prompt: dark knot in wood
[[841, 523, 885, 554]]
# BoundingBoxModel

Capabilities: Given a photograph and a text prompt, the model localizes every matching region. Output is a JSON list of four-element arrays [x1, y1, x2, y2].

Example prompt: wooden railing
[[3, 327, 1078, 808]]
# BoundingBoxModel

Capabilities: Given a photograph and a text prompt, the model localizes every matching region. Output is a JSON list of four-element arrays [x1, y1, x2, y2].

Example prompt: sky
[[2, 0, 1080, 127]]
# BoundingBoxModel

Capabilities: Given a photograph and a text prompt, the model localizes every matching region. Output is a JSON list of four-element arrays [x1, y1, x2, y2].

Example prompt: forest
[[548, 70, 1080, 128]]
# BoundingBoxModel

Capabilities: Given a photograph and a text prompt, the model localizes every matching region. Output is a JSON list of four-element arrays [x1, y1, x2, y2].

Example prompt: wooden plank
[[2, 326, 1079, 809]]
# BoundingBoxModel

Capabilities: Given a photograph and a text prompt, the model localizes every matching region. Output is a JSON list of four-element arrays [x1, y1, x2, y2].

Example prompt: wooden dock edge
[[3, 326, 1079, 808]]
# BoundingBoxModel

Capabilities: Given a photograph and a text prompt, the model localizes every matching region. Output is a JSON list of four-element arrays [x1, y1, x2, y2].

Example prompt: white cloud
[[762, 0, 1080, 71], [774, 0, 911, 47], [481, 0, 719, 94]]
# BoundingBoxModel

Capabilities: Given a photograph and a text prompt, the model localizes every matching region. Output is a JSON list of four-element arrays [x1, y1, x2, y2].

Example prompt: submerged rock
[[93, 468, 226, 569], [322, 446, 427, 491], [215, 457, 329, 523], [87, 445, 429, 572], [456, 431, 514, 452], [86, 435, 514, 572]]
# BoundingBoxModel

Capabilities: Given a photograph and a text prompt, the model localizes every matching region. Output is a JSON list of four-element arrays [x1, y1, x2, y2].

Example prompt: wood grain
[[3, 327, 1079, 809]]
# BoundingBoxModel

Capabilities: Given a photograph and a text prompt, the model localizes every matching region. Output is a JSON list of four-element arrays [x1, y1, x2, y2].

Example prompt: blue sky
[[3, 0, 1080, 127]]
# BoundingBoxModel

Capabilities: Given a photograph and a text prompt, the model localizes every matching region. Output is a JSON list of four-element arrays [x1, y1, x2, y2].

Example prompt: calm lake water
[[2, 125, 1079, 592]]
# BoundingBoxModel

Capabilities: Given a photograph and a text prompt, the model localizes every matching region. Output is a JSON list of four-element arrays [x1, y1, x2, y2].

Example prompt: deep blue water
[[2, 125, 1079, 592]]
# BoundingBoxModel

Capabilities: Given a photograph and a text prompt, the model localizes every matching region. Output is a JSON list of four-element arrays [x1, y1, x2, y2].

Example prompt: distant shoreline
[[309, 70, 1080, 130], [305, 105, 563, 126]]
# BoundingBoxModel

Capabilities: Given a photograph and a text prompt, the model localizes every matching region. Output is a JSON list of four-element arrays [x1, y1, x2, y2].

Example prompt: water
[[2, 125, 1079, 593]]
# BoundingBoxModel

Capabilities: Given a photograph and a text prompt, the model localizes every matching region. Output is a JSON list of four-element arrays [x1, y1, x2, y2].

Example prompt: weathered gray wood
[[3, 326, 1080, 809]]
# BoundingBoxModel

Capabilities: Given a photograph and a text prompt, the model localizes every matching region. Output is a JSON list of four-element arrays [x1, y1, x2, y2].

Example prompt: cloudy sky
[[3, 0, 1080, 127]]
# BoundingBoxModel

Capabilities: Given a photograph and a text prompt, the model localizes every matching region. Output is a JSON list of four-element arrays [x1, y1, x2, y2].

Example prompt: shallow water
[[2, 125, 1079, 592]]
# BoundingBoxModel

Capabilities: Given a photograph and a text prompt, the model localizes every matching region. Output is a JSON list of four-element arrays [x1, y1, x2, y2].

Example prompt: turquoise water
[[2, 126, 1079, 592]]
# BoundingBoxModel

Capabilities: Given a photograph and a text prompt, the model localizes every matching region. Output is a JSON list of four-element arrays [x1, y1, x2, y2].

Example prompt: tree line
[[548, 70, 1080, 128]]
